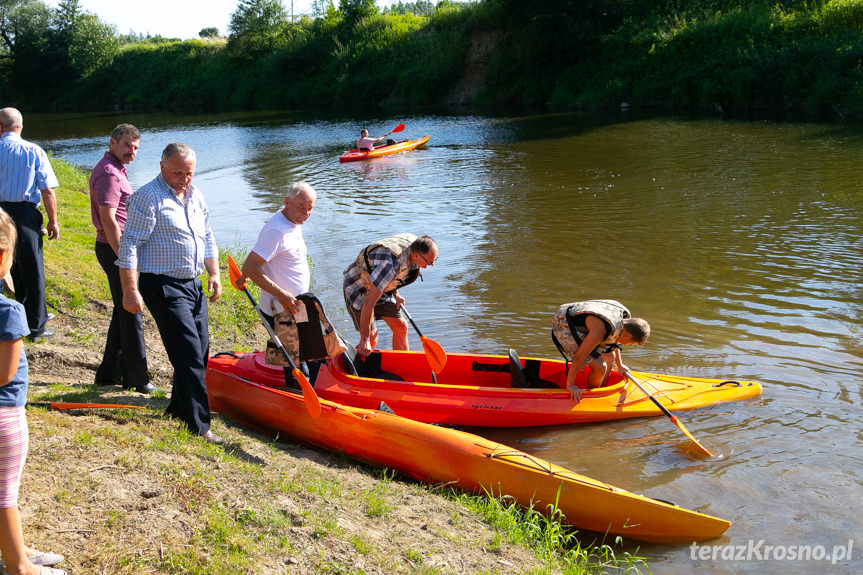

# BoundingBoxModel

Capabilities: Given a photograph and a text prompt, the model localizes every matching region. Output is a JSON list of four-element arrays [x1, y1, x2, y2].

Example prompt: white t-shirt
[[251, 210, 310, 314]]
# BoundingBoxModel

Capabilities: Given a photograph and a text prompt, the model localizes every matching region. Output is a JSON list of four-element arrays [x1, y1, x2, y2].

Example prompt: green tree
[[0, 0, 52, 100], [199, 26, 220, 38], [228, 0, 288, 58], [339, 0, 377, 24], [50, 0, 118, 80]]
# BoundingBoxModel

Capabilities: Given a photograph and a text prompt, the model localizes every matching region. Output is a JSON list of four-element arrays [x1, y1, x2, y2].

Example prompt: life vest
[[554, 300, 631, 349], [355, 233, 420, 294]]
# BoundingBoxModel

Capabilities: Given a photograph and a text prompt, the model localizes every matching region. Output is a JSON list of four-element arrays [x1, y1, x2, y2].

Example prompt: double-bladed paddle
[[227, 255, 321, 418], [626, 373, 714, 457], [400, 304, 447, 382]]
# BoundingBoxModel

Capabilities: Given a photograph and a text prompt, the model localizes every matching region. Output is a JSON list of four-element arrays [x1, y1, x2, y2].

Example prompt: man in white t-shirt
[[241, 182, 318, 383], [241, 182, 316, 316]]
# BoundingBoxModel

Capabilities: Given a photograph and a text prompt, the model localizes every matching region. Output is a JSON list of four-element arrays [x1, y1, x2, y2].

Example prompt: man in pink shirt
[[357, 129, 385, 151], [89, 124, 156, 394]]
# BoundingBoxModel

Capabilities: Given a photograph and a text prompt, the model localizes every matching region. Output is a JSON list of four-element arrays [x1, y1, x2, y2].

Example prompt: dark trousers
[[0, 201, 46, 336], [139, 273, 211, 435], [95, 242, 150, 388]]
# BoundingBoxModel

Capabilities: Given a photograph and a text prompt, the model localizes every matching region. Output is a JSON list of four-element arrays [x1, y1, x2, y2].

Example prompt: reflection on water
[[34, 111, 863, 574]]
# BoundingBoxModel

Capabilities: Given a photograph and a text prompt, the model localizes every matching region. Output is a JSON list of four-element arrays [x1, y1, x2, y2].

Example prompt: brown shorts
[[344, 296, 402, 334]]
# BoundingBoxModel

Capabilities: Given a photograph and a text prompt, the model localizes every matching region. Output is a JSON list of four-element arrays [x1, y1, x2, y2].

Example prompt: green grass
[[450, 489, 649, 574]]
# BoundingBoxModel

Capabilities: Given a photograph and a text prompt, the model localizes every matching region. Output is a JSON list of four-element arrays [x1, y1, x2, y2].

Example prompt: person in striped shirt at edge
[[117, 142, 224, 444], [0, 108, 59, 341]]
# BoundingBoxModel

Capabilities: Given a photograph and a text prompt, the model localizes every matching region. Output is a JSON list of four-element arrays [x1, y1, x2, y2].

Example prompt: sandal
[[29, 553, 64, 567], [39, 567, 66, 575]]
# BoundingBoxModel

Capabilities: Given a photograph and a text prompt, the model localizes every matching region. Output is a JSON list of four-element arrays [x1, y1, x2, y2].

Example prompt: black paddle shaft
[[241, 286, 302, 374], [400, 304, 423, 336]]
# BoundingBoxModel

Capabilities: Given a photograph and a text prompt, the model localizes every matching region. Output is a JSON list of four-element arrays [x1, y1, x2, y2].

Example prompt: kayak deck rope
[[485, 445, 616, 491]]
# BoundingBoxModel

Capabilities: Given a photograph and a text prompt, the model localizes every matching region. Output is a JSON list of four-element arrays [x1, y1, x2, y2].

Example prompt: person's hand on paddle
[[567, 384, 583, 403], [393, 290, 406, 307]]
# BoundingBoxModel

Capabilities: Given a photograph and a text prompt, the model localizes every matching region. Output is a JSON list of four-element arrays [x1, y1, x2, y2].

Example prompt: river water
[[29, 110, 863, 574]]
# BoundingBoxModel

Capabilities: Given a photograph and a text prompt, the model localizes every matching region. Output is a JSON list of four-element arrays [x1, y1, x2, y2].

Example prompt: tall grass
[[449, 488, 649, 574]]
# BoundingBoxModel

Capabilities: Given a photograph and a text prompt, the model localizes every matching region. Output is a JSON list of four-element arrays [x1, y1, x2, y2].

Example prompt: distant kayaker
[[357, 129, 386, 151], [343, 234, 438, 357], [239, 182, 320, 384], [551, 300, 650, 402]]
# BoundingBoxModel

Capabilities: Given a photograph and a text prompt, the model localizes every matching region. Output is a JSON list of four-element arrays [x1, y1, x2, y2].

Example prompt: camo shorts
[[265, 307, 300, 366]]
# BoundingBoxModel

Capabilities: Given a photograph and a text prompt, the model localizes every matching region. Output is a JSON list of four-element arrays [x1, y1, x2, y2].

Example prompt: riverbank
[[20, 157, 648, 574], [3, 1, 863, 120]]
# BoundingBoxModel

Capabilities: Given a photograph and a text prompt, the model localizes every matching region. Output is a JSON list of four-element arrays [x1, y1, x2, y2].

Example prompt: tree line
[[1, 0, 862, 119]]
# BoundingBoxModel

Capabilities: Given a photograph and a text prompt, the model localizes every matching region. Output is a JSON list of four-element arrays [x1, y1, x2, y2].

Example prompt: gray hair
[[0, 108, 23, 130], [161, 142, 196, 163], [111, 123, 140, 142], [286, 181, 316, 201]]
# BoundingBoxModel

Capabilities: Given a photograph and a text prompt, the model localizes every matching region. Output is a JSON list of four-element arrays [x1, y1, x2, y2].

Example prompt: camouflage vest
[[554, 300, 631, 348], [354, 233, 419, 294]]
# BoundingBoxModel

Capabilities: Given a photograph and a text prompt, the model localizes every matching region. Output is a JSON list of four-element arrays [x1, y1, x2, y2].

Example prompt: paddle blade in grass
[[29, 403, 145, 410]]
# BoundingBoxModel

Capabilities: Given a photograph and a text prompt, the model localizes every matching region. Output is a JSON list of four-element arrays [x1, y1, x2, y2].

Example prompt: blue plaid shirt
[[0, 132, 59, 205], [343, 248, 404, 310], [117, 174, 218, 278]]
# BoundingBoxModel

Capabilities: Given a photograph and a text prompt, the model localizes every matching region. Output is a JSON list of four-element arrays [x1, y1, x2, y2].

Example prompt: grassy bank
[[25, 156, 648, 573]]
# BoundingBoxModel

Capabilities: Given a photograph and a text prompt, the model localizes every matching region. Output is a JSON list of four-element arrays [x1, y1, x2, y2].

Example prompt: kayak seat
[[523, 359, 562, 389], [341, 345, 404, 381], [509, 349, 528, 388], [509, 349, 560, 389]]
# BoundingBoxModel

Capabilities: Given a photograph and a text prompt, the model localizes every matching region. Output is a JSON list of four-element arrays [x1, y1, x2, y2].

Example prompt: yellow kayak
[[339, 135, 430, 162]]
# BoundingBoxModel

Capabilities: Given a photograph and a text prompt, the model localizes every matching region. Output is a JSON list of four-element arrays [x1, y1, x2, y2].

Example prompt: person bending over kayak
[[343, 233, 438, 357], [551, 300, 650, 402], [357, 129, 386, 151]]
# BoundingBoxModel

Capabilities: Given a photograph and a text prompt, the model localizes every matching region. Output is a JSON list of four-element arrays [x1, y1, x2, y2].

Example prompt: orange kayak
[[206, 352, 731, 543], [339, 135, 430, 162], [218, 349, 762, 428]]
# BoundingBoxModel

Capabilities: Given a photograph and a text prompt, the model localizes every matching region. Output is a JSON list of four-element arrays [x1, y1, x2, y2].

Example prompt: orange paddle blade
[[391, 123, 405, 134], [227, 255, 245, 290], [670, 415, 714, 457], [421, 336, 447, 374], [294, 368, 321, 418]]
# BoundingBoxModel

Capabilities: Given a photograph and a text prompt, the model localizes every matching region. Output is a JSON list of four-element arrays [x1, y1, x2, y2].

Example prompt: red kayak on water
[[218, 348, 762, 428]]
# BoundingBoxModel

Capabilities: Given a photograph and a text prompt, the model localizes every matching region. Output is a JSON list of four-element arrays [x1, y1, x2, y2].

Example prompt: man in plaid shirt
[[343, 233, 437, 357], [118, 142, 224, 444]]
